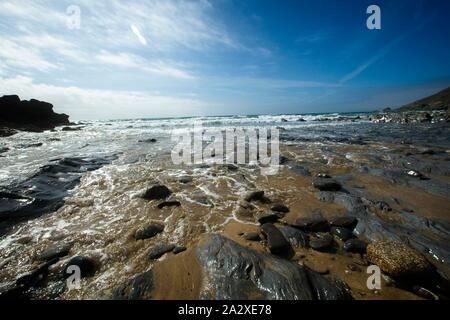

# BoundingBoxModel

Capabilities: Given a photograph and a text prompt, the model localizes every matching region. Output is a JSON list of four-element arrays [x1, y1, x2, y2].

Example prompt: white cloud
[[0, 76, 208, 120], [96, 51, 194, 79], [0, 38, 59, 72]]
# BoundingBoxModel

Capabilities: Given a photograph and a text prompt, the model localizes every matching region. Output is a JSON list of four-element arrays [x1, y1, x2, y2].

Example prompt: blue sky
[[0, 0, 449, 120]]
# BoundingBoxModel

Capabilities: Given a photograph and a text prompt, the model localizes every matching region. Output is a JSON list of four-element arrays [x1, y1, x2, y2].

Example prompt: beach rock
[[0, 156, 113, 237], [367, 241, 432, 277], [343, 239, 367, 254], [141, 184, 172, 200], [134, 223, 164, 240], [196, 234, 351, 300], [0, 127, 17, 137], [173, 246, 187, 254], [310, 234, 333, 252], [329, 216, 358, 230], [139, 138, 157, 143], [37, 243, 72, 261], [177, 176, 193, 184], [257, 212, 280, 225], [331, 227, 353, 241], [112, 271, 154, 300], [64, 256, 97, 278], [242, 232, 261, 241], [278, 225, 309, 248], [374, 200, 392, 212], [0, 95, 70, 132], [312, 177, 341, 191], [270, 203, 290, 213], [157, 199, 181, 209], [148, 244, 176, 260], [261, 223, 292, 257], [407, 170, 423, 178], [16, 258, 59, 288], [244, 190, 268, 203], [61, 126, 83, 131], [293, 217, 329, 232]]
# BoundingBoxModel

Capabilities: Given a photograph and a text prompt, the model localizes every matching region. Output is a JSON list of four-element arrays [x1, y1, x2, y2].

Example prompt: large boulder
[[196, 234, 351, 300], [0, 95, 70, 132], [367, 241, 432, 277]]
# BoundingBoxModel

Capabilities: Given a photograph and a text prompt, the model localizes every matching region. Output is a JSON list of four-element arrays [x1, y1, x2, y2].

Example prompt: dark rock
[[278, 225, 309, 248], [141, 184, 172, 200], [173, 246, 187, 254], [413, 286, 439, 300], [112, 271, 154, 300], [177, 176, 193, 184], [331, 227, 353, 241], [148, 244, 176, 260], [37, 243, 72, 261], [16, 258, 59, 288], [244, 190, 268, 202], [261, 223, 292, 257], [309, 234, 333, 252], [293, 217, 329, 232], [157, 199, 181, 209], [0, 95, 70, 131], [270, 203, 289, 213], [134, 223, 164, 240], [281, 118, 288, 122], [316, 173, 331, 178], [242, 232, 261, 241], [407, 170, 424, 178], [290, 164, 311, 176], [139, 138, 157, 143], [374, 200, 392, 212], [257, 212, 280, 225], [343, 239, 367, 254], [61, 126, 84, 131], [347, 264, 362, 272], [297, 118, 306, 122], [0, 127, 17, 137], [312, 177, 341, 191], [329, 216, 358, 230], [196, 234, 351, 300], [64, 256, 97, 278], [0, 157, 113, 237]]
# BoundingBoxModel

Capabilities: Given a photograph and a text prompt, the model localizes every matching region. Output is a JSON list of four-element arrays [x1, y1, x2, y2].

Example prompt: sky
[[1, 0, 450, 120]]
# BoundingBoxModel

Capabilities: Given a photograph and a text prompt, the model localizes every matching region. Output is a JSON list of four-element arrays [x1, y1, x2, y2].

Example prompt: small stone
[[343, 239, 367, 254], [257, 212, 280, 225], [134, 223, 164, 240], [367, 241, 432, 277], [177, 176, 193, 184], [278, 225, 309, 248], [312, 177, 341, 191], [38, 243, 72, 261], [148, 244, 176, 260], [293, 217, 329, 232], [329, 216, 358, 230], [139, 138, 157, 143], [347, 264, 362, 272], [242, 232, 261, 241], [141, 184, 172, 200], [309, 233, 333, 252], [157, 199, 181, 209], [64, 256, 97, 278], [244, 190, 269, 203], [270, 203, 289, 213], [330, 227, 353, 241], [173, 246, 187, 254]]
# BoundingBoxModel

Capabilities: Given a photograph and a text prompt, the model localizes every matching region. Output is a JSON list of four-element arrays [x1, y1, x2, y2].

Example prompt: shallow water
[[1, 113, 449, 299]]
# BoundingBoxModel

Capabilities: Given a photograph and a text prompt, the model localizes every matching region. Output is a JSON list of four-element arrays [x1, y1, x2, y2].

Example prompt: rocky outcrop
[[371, 110, 449, 124], [0, 95, 70, 133], [196, 234, 351, 300], [397, 86, 450, 111]]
